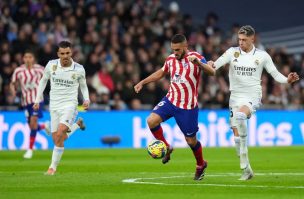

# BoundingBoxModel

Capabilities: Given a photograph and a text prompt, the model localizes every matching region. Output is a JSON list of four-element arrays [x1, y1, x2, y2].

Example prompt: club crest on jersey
[[52, 65, 57, 75], [233, 59, 238, 62], [234, 52, 240, 58], [182, 61, 188, 68], [71, 73, 77, 80], [255, 59, 260, 65]]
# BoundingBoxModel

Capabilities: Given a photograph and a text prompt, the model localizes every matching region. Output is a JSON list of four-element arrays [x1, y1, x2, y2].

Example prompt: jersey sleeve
[[264, 52, 288, 83], [214, 47, 234, 70], [79, 68, 90, 101], [161, 58, 170, 73], [34, 62, 51, 103], [11, 68, 19, 83], [263, 52, 279, 74]]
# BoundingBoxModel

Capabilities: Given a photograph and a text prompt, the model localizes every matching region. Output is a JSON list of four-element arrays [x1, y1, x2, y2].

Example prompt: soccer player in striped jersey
[[134, 34, 215, 180], [10, 50, 50, 159], [34, 41, 90, 175], [208, 25, 299, 180]]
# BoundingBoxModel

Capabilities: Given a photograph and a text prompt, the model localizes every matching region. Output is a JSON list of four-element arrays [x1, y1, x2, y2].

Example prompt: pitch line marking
[[122, 173, 304, 189]]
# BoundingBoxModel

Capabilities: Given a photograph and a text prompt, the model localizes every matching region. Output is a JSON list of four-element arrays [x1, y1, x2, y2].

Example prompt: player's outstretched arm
[[9, 82, 17, 97], [79, 72, 90, 110], [188, 55, 215, 76], [34, 65, 50, 106], [134, 69, 166, 93]]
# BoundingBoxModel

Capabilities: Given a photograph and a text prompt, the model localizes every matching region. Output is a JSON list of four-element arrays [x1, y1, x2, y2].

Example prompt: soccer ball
[[147, 140, 167, 159]]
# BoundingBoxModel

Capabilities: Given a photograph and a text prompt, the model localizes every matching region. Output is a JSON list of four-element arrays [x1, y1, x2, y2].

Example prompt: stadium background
[[0, 0, 304, 150]]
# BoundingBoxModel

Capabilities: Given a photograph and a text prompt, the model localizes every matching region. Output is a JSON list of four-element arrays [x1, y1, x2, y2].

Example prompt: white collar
[[240, 45, 256, 55]]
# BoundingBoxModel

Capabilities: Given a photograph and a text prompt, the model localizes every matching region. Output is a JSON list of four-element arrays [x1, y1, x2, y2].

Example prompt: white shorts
[[229, 96, 262, 128], [50, 108, 78, 133]]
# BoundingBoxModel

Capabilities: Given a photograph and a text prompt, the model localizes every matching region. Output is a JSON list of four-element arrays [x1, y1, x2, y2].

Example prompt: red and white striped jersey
[[162, 51, 204, 109], [11, 64, 45, 106]]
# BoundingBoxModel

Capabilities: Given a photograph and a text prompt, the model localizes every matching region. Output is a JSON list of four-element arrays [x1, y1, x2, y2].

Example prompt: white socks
[[234, 136, 240, 157], [50, 146, 64, 170], [67, 123, 80, 138], [236, 112, 249, 169]]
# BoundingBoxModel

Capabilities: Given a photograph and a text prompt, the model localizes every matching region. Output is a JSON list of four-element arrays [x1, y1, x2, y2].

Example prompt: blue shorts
[[24, 102, 43, 121], [152, 97, 199, 137]]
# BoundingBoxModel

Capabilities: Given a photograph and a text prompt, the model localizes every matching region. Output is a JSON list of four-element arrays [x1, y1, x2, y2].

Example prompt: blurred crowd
[[0, 0, 304, 110]]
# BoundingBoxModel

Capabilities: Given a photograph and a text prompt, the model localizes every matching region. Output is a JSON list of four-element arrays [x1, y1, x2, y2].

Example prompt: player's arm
[[265, 54, 299, 84], [134, 69, 166, 93], [33, 64, 50, 110], [79, 69, 90, 110], [9, 81, 17, 97], [10, 69, 19, 97], [209, 48, 233, 70], [188, 56, 215, 76]]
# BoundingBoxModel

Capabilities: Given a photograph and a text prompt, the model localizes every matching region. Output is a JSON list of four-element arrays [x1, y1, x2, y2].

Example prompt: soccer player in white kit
[[209, 25, 299, 180], [33, 41, 90, 175]]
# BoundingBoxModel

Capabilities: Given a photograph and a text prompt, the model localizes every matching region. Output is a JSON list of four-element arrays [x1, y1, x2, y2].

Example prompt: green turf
[[1, 146, 304, 199]]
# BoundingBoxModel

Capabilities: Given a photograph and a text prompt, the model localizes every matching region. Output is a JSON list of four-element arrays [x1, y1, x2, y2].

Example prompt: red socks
[[150, 125, 170, 147]]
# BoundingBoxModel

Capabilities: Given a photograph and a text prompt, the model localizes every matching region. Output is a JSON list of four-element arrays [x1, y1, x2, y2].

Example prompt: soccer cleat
[[162, 146, 173, 164], [194, 161, 208, 180], [76, 117, 86, 130], [44, 168, 56, 176], [23, 149, 33, 159], [238, 164, 254, 181], [44, 121, 51, 136]]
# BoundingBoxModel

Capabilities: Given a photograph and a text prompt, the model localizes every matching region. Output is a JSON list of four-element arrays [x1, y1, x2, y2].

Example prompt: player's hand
[[134, 82, 143, 93], [82, 100, 90, 110], [33, 103, 39, 111], [207, 61, 215, 68], [188, 55, 200, 64], [287, 72, 300, 83]]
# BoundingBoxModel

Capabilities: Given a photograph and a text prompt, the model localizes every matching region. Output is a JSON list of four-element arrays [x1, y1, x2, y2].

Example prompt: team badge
[[52, 65, 57, 71], [255, 59, 260, 65], [183, 62, 188, 68], [233, 59, 238, 62], [234, 52, 240, 58], [71, 73, 77, 80]]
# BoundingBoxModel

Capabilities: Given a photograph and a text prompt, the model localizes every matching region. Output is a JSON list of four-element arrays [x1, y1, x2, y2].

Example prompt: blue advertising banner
[[0, 110, 303, 150]]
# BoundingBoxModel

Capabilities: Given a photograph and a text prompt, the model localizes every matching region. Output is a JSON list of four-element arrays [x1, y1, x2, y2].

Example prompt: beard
[[176, 50, 185, 60]]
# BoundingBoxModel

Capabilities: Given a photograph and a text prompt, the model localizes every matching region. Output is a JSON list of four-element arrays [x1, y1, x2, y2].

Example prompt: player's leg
[[175, 106, 207, 180], [230, 107, 240, 157], [46, 107, 78, 175], [148, 98, 174, 164], [235, 105, 254, 180], [148, 98, 173, 147], [46, 123, 68, 175], [23, 115, 38, 159], [23, 103, 43, 159], [66, 117, 86, 138]]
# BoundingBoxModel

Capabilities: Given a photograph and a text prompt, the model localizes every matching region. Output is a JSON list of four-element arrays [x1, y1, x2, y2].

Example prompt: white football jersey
[[36, 59, 89, 110], [214, 46, 282, 98]]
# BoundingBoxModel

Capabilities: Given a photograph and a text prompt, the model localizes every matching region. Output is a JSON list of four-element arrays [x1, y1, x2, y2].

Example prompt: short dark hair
[[58, 40, 72, 50], [238, 25, 255, 36], [171, 34, 187, 44], [23, 49, 36, 57]]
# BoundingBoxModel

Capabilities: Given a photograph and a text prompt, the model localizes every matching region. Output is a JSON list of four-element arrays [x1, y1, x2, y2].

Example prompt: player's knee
[[235, 112, 247, 121], [29, 118, 38, 129], [147, 116, 159, 129]]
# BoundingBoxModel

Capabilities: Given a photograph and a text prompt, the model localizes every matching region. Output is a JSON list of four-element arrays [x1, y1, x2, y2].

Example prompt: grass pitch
[[1, 146, 304, 199]]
